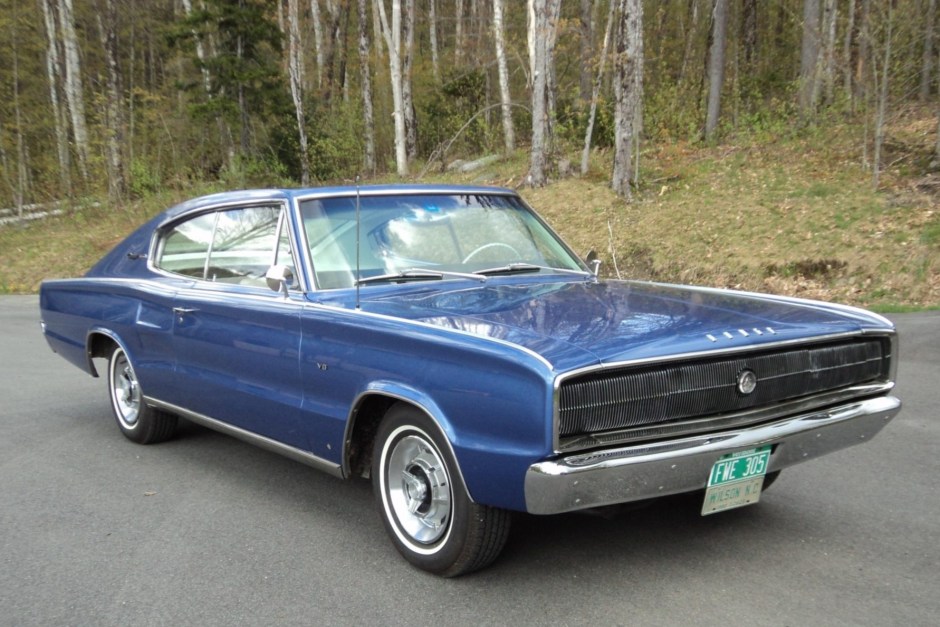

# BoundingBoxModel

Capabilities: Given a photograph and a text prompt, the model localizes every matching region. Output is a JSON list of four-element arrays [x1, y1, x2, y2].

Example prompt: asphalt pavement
[[1, 295, 937, 626]]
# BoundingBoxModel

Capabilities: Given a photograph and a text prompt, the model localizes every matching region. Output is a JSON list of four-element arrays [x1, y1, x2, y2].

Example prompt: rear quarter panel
[[40, 278, 178, 398]]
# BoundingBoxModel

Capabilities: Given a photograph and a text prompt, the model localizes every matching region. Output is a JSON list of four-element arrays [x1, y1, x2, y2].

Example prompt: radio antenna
[[355, 175, 361, 311]]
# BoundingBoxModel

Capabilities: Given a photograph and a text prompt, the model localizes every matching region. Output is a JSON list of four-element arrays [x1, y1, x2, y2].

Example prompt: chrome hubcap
[[386, 434, 451, 544], [112, 353, 140, 426]]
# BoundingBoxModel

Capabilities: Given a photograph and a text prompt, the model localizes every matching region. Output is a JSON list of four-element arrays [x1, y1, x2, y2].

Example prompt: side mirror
[[584, 250, 602, 277], [265, 264, 294, 295]]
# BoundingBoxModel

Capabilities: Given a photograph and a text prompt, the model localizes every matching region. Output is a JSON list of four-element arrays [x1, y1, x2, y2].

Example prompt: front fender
[[344, 372, 553, 512]]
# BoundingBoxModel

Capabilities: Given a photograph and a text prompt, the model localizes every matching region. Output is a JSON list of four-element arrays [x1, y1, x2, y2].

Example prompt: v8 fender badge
[[737, 369, 758, 395]]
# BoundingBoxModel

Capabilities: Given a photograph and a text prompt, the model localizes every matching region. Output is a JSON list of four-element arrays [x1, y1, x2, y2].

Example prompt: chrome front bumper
[[524, 395, 901, 515]]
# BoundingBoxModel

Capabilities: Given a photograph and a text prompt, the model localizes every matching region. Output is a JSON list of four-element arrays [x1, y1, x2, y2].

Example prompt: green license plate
[[701, 446, 772, 516]]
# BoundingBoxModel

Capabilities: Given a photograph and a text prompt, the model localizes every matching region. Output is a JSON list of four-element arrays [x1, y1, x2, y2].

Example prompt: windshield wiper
[[356, 268, 486, 285], [474, 263, 591, 277]]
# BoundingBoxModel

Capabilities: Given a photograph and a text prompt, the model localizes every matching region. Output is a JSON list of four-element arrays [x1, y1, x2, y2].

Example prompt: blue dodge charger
[[39, 185, 901, 576]]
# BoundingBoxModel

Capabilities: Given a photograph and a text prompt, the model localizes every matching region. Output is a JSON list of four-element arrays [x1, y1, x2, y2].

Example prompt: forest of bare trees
[[0, 0, 935, 211]]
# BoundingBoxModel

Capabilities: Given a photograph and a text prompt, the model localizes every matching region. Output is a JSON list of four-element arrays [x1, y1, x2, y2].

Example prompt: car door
[[155, 202, 308, 449]]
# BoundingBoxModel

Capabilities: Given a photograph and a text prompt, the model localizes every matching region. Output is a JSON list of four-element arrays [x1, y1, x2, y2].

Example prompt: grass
[[2, 108, 938, 310]]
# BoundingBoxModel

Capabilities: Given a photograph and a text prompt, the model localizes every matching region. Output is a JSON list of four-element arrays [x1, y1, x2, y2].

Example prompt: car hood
[[359, 279, 892, 373]]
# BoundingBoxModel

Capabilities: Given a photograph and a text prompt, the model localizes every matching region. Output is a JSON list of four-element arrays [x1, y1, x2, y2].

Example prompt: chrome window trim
[[286, 195, 314, 292], [284, 198, 316, 294], [201, 211, 221, 279], [154, 195, 289, 230], [172, 284, 309, 307], [273, 209, 287, 267], [290, 186, 521, 204], [551, 330, 897, 453], [70, 277, 308, 308]]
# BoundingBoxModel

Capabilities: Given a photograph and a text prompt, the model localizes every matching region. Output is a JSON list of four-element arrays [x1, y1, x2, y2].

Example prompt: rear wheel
[[107, 346, 177, 444], [372, 404, 511, 577]]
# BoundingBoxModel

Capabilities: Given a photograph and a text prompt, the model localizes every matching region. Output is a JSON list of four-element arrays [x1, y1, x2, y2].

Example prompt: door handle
[[173, 307, 198, 324]]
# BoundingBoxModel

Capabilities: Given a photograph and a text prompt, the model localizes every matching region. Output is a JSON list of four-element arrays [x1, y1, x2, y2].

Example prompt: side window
[[158, 212, 217, 278], [156, 205, 283, 287], [208, 207, 279, 285]]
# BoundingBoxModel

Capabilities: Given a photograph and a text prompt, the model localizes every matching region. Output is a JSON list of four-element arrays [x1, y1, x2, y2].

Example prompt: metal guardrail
[[0, 202, 66, 227]]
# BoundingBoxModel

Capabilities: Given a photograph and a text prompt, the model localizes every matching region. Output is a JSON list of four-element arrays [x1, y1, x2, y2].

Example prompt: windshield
[[299, 193, 585, 289]]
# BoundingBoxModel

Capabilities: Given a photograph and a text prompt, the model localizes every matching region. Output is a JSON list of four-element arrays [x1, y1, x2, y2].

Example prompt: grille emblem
[[737, 370, 758, 395]]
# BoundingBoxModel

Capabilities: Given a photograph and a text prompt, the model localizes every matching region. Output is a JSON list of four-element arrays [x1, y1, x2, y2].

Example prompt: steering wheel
[[461, 242, 522, 264]]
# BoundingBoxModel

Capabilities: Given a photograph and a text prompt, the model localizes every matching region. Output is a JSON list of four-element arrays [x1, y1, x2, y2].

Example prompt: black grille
[[558, 338, 887, 438]]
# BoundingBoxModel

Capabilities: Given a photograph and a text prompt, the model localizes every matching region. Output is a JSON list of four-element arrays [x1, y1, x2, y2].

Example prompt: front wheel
[[372, 404, 511, 577], [107, 346, 177, 444]]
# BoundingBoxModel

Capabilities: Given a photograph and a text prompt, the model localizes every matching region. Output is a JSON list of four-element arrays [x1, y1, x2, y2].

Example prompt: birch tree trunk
[[286, 0, 310, 184], [0, 125, 19, 214], [527, 0, 535, 86], [4, 7, 28, 211], [57, 0, 90, 180], [402, 0, 417, 159], [39, 0, 71, 193], [339, 3, 353, 105], [582, 0, 615, 175], [921, 0, 937, 100], [180, 0, 233, 167], [429, 0, 440, 82], [96, 0, 126, 200], [493, 0, 514, 155], [678, 0, 699, 85], [936, 37, 940, 163], [843, 0, 856, 100], [372, 0, 385, 59], [579, 0, 593, 103], [358, 0, 376, 174], [741, 0, 757, 69], [873, 3, 892, 188], [527, 0, 561, 187], [799, 0, 821, 116], [545, 6, 559, 131], [611, 0, 642, 199], [322, 0, 347, 104], [376, 0, 409, 176], [455, 0, 464, 65], [469, 0, 482, 65], [935, 105, 940, 163], [237, 27, 249, 154], [704, 0, 728, 141], [311, 0, 326, 88], [935, 53, 940, 161], [181, 0, 211, 94], [821, 0, 837, 105], [856, 0, 871, 102]]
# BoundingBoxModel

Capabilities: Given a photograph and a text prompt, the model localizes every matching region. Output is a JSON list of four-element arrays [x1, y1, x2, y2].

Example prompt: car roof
[[162, 184, 518, 221]]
